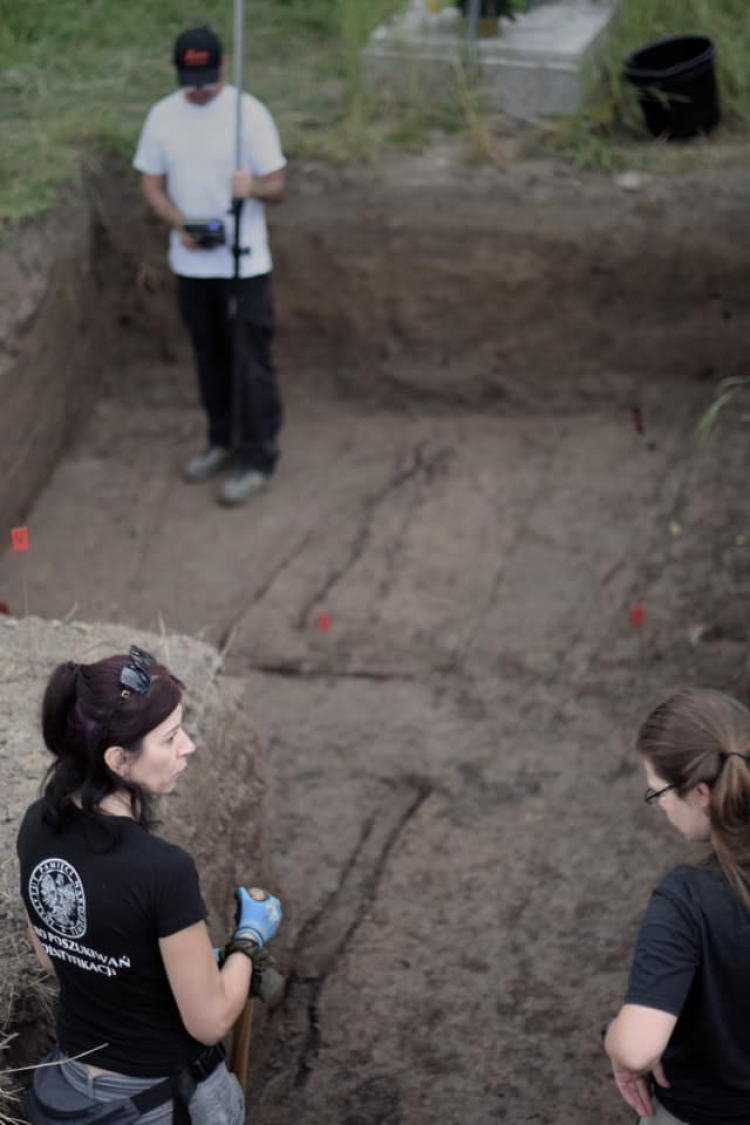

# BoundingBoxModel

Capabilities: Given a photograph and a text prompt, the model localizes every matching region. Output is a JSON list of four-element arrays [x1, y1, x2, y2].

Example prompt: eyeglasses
[[120, 645, 156, 697], [644, 783, 676, 805]]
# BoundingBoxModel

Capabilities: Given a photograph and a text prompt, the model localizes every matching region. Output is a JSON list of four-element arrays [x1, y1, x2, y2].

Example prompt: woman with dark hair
[[17, 647, 281, 1124], [604, 688, 750, 1125]]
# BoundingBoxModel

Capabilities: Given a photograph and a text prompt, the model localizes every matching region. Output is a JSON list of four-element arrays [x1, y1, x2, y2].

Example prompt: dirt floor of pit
[[3, 163, 750, 1125]]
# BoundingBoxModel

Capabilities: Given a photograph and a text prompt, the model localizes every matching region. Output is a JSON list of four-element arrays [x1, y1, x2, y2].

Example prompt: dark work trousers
[[176, 273, 283, 476]]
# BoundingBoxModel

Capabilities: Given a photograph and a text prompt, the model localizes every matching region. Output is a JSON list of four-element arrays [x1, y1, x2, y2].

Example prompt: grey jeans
[[639, 1101, 688, 1125], [60, 1056, 245, 1125]]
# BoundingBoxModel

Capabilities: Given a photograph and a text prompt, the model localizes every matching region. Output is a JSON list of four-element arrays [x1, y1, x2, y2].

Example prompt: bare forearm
[[605, 1019, 657, 1072], [251, 185, 283, 203], [605, 1008, 669, 1074], [214, 953, 253, 1037], [142, 183, 185, 230], [181, 955, 252, 1045], [250, 171, 285, 204]]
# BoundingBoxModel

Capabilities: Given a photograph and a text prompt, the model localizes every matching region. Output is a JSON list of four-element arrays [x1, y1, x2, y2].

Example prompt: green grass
[[1, 0, 466, 226], [2, 0, 750, 225], [553, 0, 750, 170]]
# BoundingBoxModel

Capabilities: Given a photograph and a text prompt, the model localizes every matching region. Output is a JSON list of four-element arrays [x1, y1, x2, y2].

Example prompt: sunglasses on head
[[120, 645, 156, 698]]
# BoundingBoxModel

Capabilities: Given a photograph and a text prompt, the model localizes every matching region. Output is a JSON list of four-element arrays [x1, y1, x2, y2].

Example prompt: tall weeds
[[339, 0, 411, 152]]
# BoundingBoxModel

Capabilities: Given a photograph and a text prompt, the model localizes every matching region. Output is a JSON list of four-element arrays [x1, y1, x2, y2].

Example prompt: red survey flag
[[317, 612, 332, 633], [629, 604, 646, 628], [11, 526, 29, 553]]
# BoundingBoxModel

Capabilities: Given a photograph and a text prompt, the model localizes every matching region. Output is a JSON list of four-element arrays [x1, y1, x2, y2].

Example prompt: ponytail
[[41, 661, 90, 828], [710, 751, 750, 910], [41, 661, 80, 759], [637, 689, 750, 912]]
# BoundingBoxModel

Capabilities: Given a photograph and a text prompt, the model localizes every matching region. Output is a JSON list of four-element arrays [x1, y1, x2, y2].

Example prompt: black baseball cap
[[173, 27, 222, 87]]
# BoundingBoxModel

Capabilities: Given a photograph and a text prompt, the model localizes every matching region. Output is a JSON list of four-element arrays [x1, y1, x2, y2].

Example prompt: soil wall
[[2, 155, 749, 520], [272, 161, 750, 411], [0, 182, 108, 531], [93, 156, 750, 413]]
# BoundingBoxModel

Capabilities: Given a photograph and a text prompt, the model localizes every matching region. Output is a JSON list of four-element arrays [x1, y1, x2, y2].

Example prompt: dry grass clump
[[0, 1031, 23, 1125], [0, 1041, 25, 1125], [0, 863, 55, 1125]]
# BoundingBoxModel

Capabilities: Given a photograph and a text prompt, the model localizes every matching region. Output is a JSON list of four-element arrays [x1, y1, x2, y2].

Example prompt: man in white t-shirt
[[133, 26, 286, 506]]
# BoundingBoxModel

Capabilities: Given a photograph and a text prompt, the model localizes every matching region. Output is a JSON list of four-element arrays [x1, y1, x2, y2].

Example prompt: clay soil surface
[[2, 157, 750, 1124]]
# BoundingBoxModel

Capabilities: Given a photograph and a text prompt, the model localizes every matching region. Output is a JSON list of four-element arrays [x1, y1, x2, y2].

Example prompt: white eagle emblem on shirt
[[29, 858, 87, 938]]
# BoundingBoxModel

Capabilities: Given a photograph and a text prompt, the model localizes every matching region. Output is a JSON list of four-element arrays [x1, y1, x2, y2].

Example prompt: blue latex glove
[[234, 886, 282, 948]]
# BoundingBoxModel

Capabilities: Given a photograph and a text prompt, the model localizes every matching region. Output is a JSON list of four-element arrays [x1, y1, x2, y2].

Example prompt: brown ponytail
[[637, 688, 750, 910]]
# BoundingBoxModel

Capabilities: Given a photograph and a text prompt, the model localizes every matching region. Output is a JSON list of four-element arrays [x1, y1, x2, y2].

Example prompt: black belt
[[188, 1042, 226, 1083], [132, 1042, 227, 1124]]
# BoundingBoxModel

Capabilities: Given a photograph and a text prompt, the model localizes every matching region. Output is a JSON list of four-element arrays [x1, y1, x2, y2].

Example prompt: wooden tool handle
[[229, 997, 255, 1089]]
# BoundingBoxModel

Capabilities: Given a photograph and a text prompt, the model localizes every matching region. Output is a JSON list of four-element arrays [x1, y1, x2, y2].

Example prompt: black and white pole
[[230, 0, 246, 454], [233, 0, 245, 177], [466, 0, 481, 66]]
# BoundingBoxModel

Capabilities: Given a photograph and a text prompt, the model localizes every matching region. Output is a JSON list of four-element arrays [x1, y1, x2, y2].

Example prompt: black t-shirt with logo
[[625, 861, 750, 1125], [17, 799, 207, 1077]]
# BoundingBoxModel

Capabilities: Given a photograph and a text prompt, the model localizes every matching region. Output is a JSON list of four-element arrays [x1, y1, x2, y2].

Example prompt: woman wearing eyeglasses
[[604, 688, 750, 1125], [16, 648, 281, 1124]]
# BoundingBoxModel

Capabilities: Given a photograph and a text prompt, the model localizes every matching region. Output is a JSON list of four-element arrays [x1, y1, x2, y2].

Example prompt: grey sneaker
[[183, 446, 232, 483], [217, 468, 268, 507]]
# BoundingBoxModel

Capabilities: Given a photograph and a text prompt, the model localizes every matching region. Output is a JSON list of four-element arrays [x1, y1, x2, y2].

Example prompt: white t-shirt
[[133, 85, 286, 279]]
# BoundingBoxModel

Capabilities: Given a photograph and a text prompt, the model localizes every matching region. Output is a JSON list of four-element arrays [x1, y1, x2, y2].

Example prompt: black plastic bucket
[[623, 34, 721, 140]]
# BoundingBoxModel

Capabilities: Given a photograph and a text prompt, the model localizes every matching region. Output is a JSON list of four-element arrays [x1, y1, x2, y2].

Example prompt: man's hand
[[611, 1060, 670, 1118], [232, 170, 254, 199], [231, 168, 285, 203], [178, 227, 199, 250]]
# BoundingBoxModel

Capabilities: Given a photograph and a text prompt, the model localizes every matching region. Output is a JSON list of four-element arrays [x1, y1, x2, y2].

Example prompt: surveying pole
[[466, 0, 481, 64], [230, 0, 247, 454]]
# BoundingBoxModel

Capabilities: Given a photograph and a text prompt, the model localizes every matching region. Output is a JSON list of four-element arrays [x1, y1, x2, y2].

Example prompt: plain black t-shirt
[[625, 861, 750, 1125], [17, 799, 208, 1077]]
